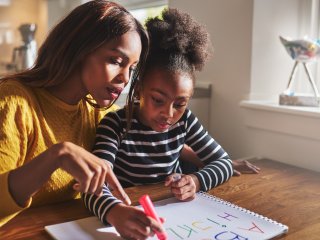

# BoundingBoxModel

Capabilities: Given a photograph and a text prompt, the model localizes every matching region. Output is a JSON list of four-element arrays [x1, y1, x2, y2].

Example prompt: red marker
[[139, 194, 168, 240]]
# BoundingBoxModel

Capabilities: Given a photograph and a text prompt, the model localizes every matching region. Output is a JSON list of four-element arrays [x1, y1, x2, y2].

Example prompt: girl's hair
[[2, 0, 149, 110], [144, 8, 211, 79], [125, 8, 211, 131]]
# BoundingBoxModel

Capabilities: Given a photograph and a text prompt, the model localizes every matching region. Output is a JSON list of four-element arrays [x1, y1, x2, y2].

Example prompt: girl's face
[[138, 69, 194, 132], [81, 31, 142, 107]]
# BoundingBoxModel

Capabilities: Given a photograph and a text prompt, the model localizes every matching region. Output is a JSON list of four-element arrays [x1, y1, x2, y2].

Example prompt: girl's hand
[[232, 159, 261, 176], [107, 203, 165, 240], [55, 142, 131, 204], [164, 174, 200, 201]]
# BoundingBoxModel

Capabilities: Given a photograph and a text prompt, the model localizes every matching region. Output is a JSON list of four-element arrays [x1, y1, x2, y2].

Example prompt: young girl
[[85, 8, 233, 238]]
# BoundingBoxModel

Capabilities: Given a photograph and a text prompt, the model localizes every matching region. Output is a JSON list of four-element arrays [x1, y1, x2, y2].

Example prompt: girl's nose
[[162, 104, 174, 118]]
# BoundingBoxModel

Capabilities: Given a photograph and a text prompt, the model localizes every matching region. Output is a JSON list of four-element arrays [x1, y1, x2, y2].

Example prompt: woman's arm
[[232, 158, 261, 176], [179, 144, 204, 169], [9, 142, 129, 207], [0, 83, 128, 226]]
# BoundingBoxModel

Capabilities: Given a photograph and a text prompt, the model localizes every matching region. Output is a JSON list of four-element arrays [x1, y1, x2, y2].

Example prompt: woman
[[0, 1, 164, 238]]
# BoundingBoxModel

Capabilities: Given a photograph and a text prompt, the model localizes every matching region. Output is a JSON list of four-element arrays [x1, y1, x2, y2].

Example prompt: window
[[0, 0, 10, 6], [113, 0, 167, 25], [249, 0, 320, 102], [130, 5, 167, 25], [296, 0, 320, 95], [311, 0, 320, 91]]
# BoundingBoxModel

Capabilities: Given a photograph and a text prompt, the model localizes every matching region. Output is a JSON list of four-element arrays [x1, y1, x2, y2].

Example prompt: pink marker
[[139, 194, 168, 240]]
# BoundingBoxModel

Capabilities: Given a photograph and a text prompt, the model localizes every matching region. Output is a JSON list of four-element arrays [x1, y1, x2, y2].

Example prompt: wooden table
[[1, 159, 319, 240]]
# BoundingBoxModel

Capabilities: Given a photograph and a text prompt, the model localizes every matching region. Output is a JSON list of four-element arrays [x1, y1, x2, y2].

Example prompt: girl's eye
[[174, 103, 187, 109], [151, 96, 164, 104]]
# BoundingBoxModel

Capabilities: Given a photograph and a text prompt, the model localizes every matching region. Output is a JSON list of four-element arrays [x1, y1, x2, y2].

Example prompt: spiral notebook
[[45, 192, 288, 240]]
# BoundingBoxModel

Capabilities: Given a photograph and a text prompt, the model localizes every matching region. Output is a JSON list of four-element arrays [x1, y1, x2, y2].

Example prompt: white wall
[[169, 0, 320, 172], [169, 0, 254, 158], [245, 0, 320, 172], [47, 0, 89, 30]]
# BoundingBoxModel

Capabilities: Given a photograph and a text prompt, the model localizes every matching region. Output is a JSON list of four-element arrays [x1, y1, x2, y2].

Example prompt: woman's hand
[[107, 203, 165, 240], [9, 141, 130, 207], [55, 142, 130, 204], [164, 174, 200, 201], [232, 159, 261, 176]]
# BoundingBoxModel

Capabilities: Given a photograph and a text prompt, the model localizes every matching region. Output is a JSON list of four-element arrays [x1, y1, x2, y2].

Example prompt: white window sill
[[240, 100, 320, 118], [240, 100, 320, 141]]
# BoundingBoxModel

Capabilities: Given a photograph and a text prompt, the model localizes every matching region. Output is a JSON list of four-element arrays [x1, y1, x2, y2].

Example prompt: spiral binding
[[197, 191, 288, 231]]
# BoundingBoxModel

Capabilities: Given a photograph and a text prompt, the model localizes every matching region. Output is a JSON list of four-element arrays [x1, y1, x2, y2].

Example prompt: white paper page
[[45, 193, 288, 240], [45, 217, 121, 240]]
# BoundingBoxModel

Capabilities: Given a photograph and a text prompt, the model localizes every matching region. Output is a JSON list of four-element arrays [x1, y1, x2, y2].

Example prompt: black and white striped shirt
[[82, 107, 233, 224]]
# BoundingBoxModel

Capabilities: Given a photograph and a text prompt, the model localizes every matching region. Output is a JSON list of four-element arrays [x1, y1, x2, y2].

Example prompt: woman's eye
[[110, 58, 122, 65]]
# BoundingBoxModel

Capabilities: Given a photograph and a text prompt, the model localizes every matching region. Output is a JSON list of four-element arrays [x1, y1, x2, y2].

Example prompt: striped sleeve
[[82, 111, 124, 224], [81, 185, 122, 225], [92, 111, 124, 165], [184, 110, 233, 191]]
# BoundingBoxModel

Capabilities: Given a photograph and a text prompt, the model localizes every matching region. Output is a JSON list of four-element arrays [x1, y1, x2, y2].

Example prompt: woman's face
[[81, 31, 142, 107], [138, 69, 194, 132]]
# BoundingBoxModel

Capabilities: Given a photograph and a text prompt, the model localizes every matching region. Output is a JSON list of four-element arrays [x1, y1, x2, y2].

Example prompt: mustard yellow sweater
[[0, 80, 117, 226]]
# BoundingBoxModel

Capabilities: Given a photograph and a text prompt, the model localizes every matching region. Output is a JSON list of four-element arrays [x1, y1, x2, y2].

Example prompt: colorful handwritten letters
[[147, 194, 286, 240]]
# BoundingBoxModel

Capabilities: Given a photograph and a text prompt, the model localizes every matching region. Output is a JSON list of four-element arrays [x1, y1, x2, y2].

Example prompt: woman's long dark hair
[[1, 0, 149, 113]]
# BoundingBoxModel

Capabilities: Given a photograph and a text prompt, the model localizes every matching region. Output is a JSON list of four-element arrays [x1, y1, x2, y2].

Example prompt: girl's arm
[[165, 110, 233, 201], [185, 110, 233, 192], [82, 184, 165, 239], [82, 184, 122, 225], [81, 111, 124, 224], [82, 111, 165, 239]]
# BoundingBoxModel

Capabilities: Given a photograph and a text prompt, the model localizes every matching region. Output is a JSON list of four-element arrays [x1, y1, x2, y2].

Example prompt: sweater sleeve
[[184, 110, 233, 191], [0, 84, 33, 226], [82, 111, 124, 224]]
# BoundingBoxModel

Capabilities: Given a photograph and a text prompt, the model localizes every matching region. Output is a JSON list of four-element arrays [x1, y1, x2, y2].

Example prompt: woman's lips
[[107, 87, 123, 99]]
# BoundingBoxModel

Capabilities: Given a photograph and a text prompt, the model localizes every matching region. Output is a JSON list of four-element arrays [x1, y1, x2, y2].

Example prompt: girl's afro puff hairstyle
[[145, 8, 212, 73]]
